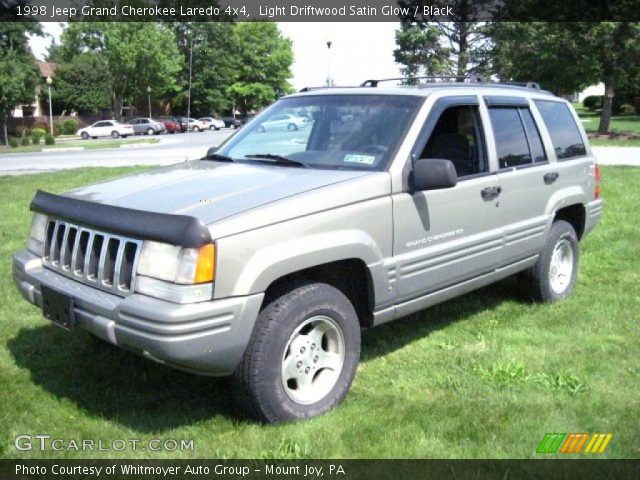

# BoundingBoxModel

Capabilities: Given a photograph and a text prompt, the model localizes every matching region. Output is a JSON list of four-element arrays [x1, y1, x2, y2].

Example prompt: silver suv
[[13, 79, 603, 423]]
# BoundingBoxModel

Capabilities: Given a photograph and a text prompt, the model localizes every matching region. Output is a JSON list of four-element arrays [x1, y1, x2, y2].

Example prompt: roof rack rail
[[499, 81, 541, 90], [361, 75, 485, 87]]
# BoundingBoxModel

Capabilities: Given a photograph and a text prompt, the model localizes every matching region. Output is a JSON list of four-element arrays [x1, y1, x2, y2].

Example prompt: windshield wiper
[[203, 152, 234, 162], [245, 153, 308, 168]]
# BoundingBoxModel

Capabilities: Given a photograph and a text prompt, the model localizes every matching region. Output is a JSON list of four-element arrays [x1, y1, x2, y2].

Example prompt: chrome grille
[[42, 219, 142, 296]]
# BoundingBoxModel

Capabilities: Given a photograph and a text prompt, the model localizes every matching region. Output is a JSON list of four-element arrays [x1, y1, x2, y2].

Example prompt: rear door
[[483, 96, 556, 265]]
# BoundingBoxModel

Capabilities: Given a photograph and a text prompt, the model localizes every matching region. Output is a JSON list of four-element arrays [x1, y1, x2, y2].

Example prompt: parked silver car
[[256, 113, 308, 132], [129, 118, 166, 135], [13, 79, 603, 423]]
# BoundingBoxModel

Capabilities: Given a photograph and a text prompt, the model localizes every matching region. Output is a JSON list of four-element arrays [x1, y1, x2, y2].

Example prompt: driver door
[[392, 96, 505, 303]]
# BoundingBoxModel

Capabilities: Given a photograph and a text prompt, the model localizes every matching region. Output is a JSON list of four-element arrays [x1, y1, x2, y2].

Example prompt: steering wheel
[[360, 144, 388, 154]]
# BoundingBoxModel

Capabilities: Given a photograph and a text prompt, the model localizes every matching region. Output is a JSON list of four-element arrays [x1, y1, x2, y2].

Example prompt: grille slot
[[42, 220, 142, 296]]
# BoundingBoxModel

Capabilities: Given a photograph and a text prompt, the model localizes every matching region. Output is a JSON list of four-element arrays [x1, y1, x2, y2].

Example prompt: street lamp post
[[147, 86, 152, 118], [326, 39, 332, 87], [46, 76, 53, 136]]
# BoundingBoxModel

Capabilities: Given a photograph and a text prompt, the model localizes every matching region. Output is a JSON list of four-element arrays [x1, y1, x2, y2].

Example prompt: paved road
[[592, 147, 640, 167], [0, 129, 234, 175], [0, 132, 638, 175]]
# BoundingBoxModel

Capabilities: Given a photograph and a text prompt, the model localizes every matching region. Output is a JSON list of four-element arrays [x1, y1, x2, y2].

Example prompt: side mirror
[[206, 146, 218, 157], [411, 158, 458, 191]]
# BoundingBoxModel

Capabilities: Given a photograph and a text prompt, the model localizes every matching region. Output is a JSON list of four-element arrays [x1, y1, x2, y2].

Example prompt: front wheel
[[235, 281, 360, 423], [193, 126, 200, 132], [111, 131, 119, 139], [81, 132, 89, 140], [526, 220, 579, 302], [287, 123, 297, 131], [147, 128, 155, 135]]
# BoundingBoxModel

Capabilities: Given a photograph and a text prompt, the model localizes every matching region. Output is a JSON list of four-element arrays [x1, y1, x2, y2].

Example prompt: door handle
[[481, 186, 502, 199], [544, 172, 559, 184]]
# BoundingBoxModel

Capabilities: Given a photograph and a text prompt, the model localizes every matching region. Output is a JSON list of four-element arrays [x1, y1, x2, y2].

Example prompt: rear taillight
[[594, 163, 601, 199]]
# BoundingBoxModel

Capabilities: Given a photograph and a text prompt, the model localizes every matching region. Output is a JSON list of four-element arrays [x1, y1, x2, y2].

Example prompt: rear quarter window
[[533, 100, 586, 160]]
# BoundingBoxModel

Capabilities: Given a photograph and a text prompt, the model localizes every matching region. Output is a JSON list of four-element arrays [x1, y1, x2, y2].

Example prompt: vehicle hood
[[64, 160, 372, 226]]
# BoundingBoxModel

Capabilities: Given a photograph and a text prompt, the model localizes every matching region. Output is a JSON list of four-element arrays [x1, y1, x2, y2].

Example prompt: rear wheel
[[147, 128, 155, 135], [235, 281, 360, 423], [111, 131, 119, 139], [193, 126, 200, 132], [287, 123, 297, 131], [526, 220, 579, 302]]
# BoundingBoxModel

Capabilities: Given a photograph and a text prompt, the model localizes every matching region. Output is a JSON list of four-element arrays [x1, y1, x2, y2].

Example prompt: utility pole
[[326, 39, 333, 87], [187, 34, 193, 124], [46, 76, 53, 135]]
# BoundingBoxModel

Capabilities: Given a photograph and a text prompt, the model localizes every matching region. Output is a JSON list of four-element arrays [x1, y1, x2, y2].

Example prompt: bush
[[44, 133, 55, 145], [620, 104, 635, 115], [8, 137, 19, 148], [583, 95, 602, 110], [31, 128, 46, 145], [20, 135, 30, 146], [60, 118, 80, 135]]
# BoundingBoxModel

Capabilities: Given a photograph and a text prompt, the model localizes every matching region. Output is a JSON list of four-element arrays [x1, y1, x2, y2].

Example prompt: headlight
[[135, 240, 216, 303], [28, 213, 48, 256]]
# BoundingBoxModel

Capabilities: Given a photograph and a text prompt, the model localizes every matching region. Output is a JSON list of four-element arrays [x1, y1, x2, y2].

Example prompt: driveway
[[592, 147, 640, 166]]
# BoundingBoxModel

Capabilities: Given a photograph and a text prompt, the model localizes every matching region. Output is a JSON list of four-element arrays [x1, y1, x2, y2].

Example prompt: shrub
[[61, 118, 80, 135], [8, 137, 19, 148], [620, 104, 635, 115], [20, 134, 30, 146], [31, 128, 46, 145], [15, 125, 30, 137], [583, 95, 601, 110], [44, 133, 55, 145]]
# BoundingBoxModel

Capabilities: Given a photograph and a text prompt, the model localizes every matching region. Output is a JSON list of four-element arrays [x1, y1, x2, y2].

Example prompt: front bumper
[[12, 249, 263, 376]]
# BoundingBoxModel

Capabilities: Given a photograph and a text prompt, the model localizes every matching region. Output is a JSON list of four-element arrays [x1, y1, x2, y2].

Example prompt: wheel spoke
[[281, 354, 299, 381], [316, 351, 342, 371]]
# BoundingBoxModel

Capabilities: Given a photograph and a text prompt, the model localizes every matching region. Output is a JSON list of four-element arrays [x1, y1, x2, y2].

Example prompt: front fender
[[236, 229, 384, 295]]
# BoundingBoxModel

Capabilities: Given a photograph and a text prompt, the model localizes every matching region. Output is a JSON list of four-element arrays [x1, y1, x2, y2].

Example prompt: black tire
[[287, 123, 297, 131], [526, 220, 579, 302], [193, 126, 200, 132], [111, 131, 119, 139], [235, 281, 360, 423], [81, 132, 89, 140], [147, 128, 155, 135]]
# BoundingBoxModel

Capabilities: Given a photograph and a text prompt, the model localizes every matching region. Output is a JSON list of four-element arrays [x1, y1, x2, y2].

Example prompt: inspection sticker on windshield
[[343, 154, 376, 165]]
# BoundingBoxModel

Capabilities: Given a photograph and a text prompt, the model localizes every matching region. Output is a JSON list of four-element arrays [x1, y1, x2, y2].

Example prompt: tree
[[489, 22, 640, 133], [57, 22, 182, 118], [0, 48, 38, 143], [170, 22, 238, 116], [0, 21, 40, 144], [393, 25, 450, 83], [49, 52, 111, 114], [395, 0, 493, 78], [227, 22, 293, 114]]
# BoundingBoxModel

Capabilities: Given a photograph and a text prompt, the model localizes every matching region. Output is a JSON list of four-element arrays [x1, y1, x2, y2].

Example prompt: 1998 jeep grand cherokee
[[13, 80, 603, 423]]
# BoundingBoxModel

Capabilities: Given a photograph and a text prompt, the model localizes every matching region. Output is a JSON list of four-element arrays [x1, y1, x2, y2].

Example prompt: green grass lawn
[[574, 104, 640, 147], [0, 138, 160, 154], [0, 167, 639, 459]]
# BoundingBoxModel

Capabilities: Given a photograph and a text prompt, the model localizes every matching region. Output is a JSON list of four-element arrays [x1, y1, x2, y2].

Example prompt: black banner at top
[[1, 0, 640, 22]]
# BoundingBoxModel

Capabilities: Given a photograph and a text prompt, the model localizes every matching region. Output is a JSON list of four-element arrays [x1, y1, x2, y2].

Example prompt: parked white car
[[199, 117, 225, 131], [77, 120, 134, 140], [256, 113, 308, 133], [186, 118, 208, 132]]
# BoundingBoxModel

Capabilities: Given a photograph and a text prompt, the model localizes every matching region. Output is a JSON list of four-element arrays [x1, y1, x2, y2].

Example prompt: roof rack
[[499, 81, 541, 90], [360, 75, 485, 87]]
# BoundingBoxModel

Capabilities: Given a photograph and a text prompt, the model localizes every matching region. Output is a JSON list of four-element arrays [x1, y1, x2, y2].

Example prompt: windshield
[[216, 94, 423, 171]]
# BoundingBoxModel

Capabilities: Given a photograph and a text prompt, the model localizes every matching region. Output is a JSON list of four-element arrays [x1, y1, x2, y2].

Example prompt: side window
[[488, 107, 547, 168], [488, 107, 531, 168], [421, 105, 487, 178], [533, 100, 586, 160], [520, 109, 547, 163]]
